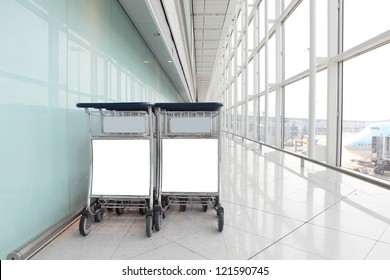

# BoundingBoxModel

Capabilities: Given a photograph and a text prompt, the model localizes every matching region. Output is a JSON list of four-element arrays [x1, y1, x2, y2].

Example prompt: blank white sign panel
[[91, 139, 150, 196], [162, 139, 218, 193], [169, 118, 211, 133], [103, 116, 147, 133]]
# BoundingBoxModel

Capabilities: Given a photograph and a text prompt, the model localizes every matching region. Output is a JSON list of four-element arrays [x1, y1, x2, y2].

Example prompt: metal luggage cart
[[154, 102, 224, 232], [76, 102, 161, 237]]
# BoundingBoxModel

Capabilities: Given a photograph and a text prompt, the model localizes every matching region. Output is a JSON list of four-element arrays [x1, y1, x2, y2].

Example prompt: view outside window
[[342, 43, 390, 179], [259, 47, 265, 93], [343, 0, 390, 51], [248, 99, 255, 139], [237, 73, 242, 102], [247, 58, 254, 96], [267, 91, 276, 146], [284, 78, 309, 155], [341, 0, 390, 181], [284, 0, 309, 79], [315, 70, 328, 162], [259, 95, 265, 142]]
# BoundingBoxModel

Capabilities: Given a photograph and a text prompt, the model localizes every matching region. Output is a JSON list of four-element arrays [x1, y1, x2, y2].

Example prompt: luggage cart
[[76, 102, 161, 237], [154, 102, 224, 232]]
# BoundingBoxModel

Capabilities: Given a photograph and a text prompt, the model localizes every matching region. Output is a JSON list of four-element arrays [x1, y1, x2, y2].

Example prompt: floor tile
[[278, 223, 377, 259], [378, 225, 390, 244], [226, 209, 305, 241], [111, 232, 172, 260], [157, 209, 217, 241], [32, 227, 128, 260], [175, 225, 274, 260], [250, 242, 327, 260], [366, 241, 390, 259], [308, 200, 389, 240], [259, 199, 328, 222], [131, 242, 208, 260]]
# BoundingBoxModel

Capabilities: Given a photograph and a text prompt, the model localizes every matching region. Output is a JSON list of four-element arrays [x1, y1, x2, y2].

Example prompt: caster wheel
[[218, 211, 224, 232], [146, 215, 153, 237], [154, 210, 162, 231], [79, 214, 91, 236]]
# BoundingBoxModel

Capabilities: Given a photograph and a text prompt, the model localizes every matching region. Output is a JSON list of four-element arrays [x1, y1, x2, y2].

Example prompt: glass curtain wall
[[209, 0, 390, 182], [341, 0, 390, 178]]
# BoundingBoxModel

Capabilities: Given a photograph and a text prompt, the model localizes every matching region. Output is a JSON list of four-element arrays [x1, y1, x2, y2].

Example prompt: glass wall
[[343, 0, 390, 50], [342, 44, 390, 175], [341, 0, 390, 178], [208, 0, 390, 182], [0, 0, 182, 259], [284, 78, 309, 155], [212, 0, 328, 151], [284, 0, 309, 79]]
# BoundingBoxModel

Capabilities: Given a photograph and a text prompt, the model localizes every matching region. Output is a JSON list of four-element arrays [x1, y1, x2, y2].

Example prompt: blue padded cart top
[[154, 102, 223, 111], [76, 102, 152, 111]]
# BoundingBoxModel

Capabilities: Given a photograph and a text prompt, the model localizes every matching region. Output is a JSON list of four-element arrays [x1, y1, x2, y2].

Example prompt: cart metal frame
[[154, 102, 224, 232], [76, 102, 161, 237]]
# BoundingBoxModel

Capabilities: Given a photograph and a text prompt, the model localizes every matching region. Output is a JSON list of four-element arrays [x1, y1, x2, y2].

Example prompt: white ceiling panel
[[204, 15, 225, 27], [201, 49, 218, 56], [204, 0, 228, 8], [194, 29, 204, 39], [202, 40, 220, 48], [203, 29, 223, 40], [194, 15, 203, 26], [193, 0, 205, 14], [195, 40, 203, 48], [193, 0, 231, 100]]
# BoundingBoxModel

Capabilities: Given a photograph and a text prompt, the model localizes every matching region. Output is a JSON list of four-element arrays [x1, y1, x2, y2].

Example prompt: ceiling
[[119, 0, 234, 102], [193, 0, 231, 101], [119, 0, 194, 102]]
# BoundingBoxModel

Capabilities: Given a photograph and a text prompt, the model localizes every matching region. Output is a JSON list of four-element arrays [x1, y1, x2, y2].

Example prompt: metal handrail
[[223, 130, 390, 191]]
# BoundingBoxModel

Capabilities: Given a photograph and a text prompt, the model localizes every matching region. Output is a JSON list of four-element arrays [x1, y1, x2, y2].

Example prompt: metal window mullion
[[234, 8, 238, 135], [275, 0, 283, 149], [281, 0, 286, 151], [253, 1, 259, 141], [264, 0, 269, 144], [244, 0, 249, 138], [308, 0, 317, 158]]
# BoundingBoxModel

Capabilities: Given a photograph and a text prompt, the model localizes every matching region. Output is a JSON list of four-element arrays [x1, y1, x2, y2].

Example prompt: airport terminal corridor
[[31, 135, 390, 260]]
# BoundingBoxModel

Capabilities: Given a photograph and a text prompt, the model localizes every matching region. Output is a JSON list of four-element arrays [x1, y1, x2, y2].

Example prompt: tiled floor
[[32, 136, 390, 260]]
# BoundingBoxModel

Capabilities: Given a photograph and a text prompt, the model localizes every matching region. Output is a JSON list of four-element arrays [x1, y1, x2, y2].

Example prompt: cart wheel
[[217, 211, 224, 232], [94, 210, 103, 222], [115, 208, 124, 215], [93, 203, 103, 222], [139, 208, 146, 215], [201, 198, 208, 212], [180, 204, 187, 211], [146, 215, 153, 237], [154, 210, 162, 231], [79, 214, 91, 236]]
